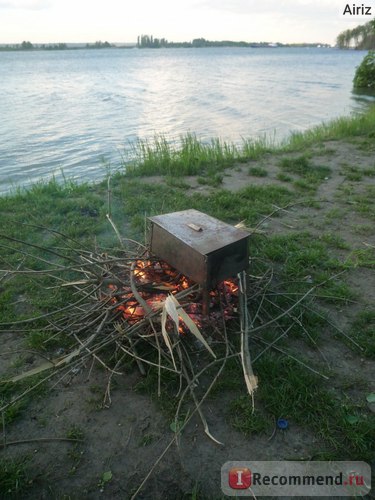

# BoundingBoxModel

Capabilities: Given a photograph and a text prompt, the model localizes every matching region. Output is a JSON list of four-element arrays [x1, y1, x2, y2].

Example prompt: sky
[[0, 0, 374, 45]]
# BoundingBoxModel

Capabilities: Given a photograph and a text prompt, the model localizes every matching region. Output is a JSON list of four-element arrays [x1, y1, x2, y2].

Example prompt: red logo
[[228, 467, 251, 489]]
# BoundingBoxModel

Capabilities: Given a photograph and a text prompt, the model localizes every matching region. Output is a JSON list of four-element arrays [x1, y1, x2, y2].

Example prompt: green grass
[[293, 178, 317, 192], [345, 248, 375, 269], [231, 354, 375, 460], [67, 425, 85, 441], [279, 155, 310, 174], [134, 364, 180, 417], [121, 106, 375, 177], [0, 457, 31, 498], [324, 207, 346, 222], [320, 233, 350, 250], [254, 232, 343, 279], [363, 166, 375, 177], [337, 184, 375, 220], [276, 172, 292, 182], [280, 155, 330, 182], [0, 375, 50, 428], [0, 179, 108, 327], [345, 171, 363, 181], [0, 180, 110, 430], [25, 330, 74, 351], [165, 176, 191, 189], [355, 137, 375, 152], [285, 106, 375, 150], [229, 403, 272, 436], [124, 134, 241, 177], [353, 224, 373, 235], [347, 310, 375, 358], [197, 173, 223, 187], [251, 231, 356, 342], [139, 433, 156, 446], [241, 136, 275, 160], [109, 177, 294, 235], [278, 156, 331, 193], [248, 166, 268, 177], [340, 164, 365, 182], [0, 179, 106, 262]]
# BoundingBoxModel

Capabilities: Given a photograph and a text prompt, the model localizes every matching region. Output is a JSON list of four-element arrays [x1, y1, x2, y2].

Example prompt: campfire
[[0, 209, 260, 449], [107, 258, 240, 333], [0, 203, 353, 497]]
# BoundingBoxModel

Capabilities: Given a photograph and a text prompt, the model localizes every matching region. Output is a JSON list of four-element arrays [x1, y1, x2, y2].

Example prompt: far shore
[[0, 41, 333, 51]]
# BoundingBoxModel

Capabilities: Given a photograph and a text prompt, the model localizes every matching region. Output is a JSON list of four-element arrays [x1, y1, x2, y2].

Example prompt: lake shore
[[1, 46, 368, 192], [0, 108, 374, 498]]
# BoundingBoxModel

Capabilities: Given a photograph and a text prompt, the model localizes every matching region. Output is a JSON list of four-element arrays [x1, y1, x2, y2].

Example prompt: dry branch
[[0, 224, 341, 461]]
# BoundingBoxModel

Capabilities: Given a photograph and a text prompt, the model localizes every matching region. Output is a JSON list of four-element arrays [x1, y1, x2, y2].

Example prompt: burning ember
[[106, 259, 239, 332]]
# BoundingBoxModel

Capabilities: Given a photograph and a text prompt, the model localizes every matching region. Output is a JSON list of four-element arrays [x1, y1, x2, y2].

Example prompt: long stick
[[0, 437, 84, 448]]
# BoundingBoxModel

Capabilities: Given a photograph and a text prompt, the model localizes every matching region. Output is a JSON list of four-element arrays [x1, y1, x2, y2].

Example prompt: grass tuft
[[121, 106, 375, 177], [0, 457, 31, 498], [248, 166, 268, 177], [285, 106, 375, 150], [232, 354, 375, 460], [347, 310, 375, 358]]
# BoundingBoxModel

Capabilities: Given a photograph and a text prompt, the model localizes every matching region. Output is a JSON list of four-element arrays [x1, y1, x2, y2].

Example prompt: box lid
[[149, 209, 249, 256]]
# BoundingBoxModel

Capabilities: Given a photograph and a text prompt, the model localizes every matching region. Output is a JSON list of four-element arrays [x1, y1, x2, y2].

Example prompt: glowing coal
[[107, 259, 239, 331]]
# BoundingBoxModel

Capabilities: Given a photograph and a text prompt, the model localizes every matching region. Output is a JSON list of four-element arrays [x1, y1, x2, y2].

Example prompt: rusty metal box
[[148, 209, 249, 288]]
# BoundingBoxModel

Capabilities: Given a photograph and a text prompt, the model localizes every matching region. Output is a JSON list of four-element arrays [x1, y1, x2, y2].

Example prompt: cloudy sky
[[0, 0, 374, 45]]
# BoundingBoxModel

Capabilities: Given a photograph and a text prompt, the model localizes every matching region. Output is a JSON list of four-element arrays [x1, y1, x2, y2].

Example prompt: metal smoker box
[[148, 209, 249, 289]]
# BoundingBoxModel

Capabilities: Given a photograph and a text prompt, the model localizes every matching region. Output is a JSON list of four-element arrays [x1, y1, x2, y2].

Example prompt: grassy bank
[[123, 106, 375, 177], [0, 108, 374, 497]]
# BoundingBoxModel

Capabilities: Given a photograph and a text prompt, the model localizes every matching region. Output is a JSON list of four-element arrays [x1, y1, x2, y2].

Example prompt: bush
[[353, 51, 375, 89]]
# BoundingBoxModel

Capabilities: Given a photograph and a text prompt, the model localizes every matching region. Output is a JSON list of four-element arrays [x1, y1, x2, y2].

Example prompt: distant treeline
[[137, 35, 271, 48], [136, 35, 330, 49], [0, 40, 114, 51], [1, 41, 36, 51], [0, 37, 332, 52], [336, 20, 375, 49]]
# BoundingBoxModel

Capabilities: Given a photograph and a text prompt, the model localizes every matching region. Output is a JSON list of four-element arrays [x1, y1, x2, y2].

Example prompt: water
[[0, 47, 370, 192]]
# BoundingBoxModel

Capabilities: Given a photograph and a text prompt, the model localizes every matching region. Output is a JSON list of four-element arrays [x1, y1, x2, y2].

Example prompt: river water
[[0, 47, 370, 192]]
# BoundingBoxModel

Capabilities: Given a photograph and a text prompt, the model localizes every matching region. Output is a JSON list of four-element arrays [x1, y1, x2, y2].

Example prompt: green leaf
[[366, 393, 375, 404], [170, 422, 177, 433], [345, 415, 360, 425], [102, 471, 112, 483], [170, 421, 182, 433]]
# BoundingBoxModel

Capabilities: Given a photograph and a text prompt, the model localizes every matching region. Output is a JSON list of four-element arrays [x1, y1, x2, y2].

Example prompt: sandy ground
[[1, 138, 374, 499]]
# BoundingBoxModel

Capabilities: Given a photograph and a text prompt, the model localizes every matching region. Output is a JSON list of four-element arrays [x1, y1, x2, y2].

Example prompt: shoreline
[[1, 105, 374, 198], [0, 42, 333, 52], [1, 48, 370, 195]]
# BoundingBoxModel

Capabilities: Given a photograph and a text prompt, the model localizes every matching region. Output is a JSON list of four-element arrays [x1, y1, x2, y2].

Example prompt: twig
[[254, 338, 329, 380], [133, 344, 233, 500], [103, 355, 125, 408], [0, 233, 81, 264], [106, 214, 124, 248], [115, 342, 177, 373], [251, 201, 308, 233], [2, 412, 6, 450], [0, 437, 84, 448], [178, 346, 223, 446], [127, 337, 146, 376], [107, 174, 112, 219], [252, 322, 295, 363], [0, 283, 104, 327], [271, 292, 364, 350]]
